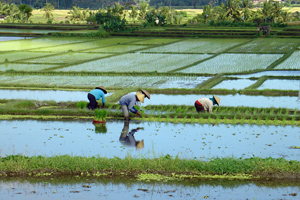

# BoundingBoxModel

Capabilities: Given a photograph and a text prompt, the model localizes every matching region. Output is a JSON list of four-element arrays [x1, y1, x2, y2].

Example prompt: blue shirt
[[89, 89, 105, 105], [119, 93, 138, 113]]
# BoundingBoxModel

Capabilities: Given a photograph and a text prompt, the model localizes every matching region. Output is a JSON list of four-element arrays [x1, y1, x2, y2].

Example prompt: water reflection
[[1, 176, 300, 200], [93, 123, 107, 134], [119, 121, 144, 150]]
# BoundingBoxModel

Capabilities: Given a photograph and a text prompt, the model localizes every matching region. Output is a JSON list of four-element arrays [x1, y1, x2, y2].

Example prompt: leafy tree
[[138, 1, 148, 20], [129, 5, 138, 23], [18, 4, 33, 23], [262, 0, 273, 23], [7, 3, 20, 23], [42, 3, 54, 21], [0, 2, 10, 15], [111, 2, 125, 18], [272, 1, 283, 23], [202, 5, 212, 23], [67, 6, 84, 21], [225, 0, 242, 22]]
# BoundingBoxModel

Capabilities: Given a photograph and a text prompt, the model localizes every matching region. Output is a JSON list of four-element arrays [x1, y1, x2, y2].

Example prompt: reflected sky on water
[[0, 120, 299, 160], [0, 36, 33, 41], [0, 89, 113, 102], [0, 177, 300, 200]]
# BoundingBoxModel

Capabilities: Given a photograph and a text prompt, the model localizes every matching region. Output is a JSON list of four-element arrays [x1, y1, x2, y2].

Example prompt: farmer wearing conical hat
[[195, 95, 220, 114], [119, 92, 145, 121], [87, 86, 107, 110]]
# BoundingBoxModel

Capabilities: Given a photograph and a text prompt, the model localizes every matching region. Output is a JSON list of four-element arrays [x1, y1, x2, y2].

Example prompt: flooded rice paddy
[[0, 177, 299, 200], [0, 36, 33, 42], [142, 94, 300, 109], [0, 120, 299, 160], [227, 70, 300, 78], [257, 79, 299, 90], [0, 89, 113, 102]]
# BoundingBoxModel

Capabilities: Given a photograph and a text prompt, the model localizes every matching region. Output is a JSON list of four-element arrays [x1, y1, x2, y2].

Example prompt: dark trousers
[[194, 101, 204, 113], [87, 93, 98, 110]]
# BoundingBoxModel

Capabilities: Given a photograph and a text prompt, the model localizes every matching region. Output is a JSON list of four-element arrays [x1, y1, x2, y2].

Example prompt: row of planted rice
[[0, 74, 210, 89]]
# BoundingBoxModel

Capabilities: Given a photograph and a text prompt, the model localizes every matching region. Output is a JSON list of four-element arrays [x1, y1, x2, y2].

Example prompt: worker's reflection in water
[[119, 121, 144, 150]]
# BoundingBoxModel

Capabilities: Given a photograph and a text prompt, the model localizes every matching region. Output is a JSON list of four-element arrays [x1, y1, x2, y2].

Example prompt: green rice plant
[[76, 101, 87, 109], [249, 116, 253, 125], [191, 116, 195, 123], [269, 108, 275, 115], [274, 117, 278, 126], [94, 109, 108, 121], [215, 115, 220, 125], [233, 115, 237, 125], [240, 116, 245, 125], [282, 117, 286, 126]]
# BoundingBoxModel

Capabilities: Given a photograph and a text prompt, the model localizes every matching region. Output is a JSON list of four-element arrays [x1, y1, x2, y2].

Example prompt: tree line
[[193, 0, 300, 26]]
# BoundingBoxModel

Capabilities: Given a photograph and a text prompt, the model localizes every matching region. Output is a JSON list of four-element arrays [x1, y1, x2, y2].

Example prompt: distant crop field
[[24, 53, 112, 64], [275, 51, 300, 69], [179, 53, 283, 74], [229, 38, 300, 54], [0, 74, 210, 89], [0, 37, 93, 51], [141, 38, 250, 54], [54, 53, 212, 72], [0, 63, 58, 71]]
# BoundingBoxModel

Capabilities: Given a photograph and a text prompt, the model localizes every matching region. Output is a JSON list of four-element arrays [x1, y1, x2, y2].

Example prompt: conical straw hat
[[141, 89, 150, 99], [136, 140, 144, 149], [213, 95, 220, 106], [95, 86, 107, 94], [136, 92, 145, 103]]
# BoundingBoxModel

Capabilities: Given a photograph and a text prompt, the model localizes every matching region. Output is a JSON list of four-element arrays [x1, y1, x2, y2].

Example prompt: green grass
[[0, 155, 299, 180]]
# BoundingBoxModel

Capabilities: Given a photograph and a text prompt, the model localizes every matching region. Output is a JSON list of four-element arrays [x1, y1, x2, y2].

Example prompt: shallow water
[[227, 70, 300, 78], [0, 120, 299, 160], [0, 89, 113, 102], [0, 28, 62, 34], [0, 36, 33, 42], [0, 177, 299, 200], [257, 79, 299, 90], [212, 79, 256, 90], [143, 94, 300, 109]]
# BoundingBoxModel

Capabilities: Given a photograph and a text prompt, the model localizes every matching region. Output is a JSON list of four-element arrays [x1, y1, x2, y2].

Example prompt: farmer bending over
[[87, 86, 107, 110], [195, 95, 220, 114], [119, 92, 145, 121]]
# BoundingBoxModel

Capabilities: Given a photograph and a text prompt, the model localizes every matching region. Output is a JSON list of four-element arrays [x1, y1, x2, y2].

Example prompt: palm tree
[[262, 0, 273, 23], [272, 1, 283, 23], [129, 5, 138, 23], [202, 5, 212, 24], [139, 1, 149, 20], [225, 0, 242, 22], [42, 3, 54, 21], [67, 6, 83, 21], [7, 3, 19, 23]]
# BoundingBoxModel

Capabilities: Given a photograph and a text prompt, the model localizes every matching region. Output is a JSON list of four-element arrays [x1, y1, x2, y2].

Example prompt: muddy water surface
[[0, 177, 299, 200], [0, 120, 299, 160]]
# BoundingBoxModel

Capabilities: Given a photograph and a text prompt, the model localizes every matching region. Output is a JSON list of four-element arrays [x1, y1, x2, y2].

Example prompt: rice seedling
[[76, 101, 87, 109], [94, 109, 108, 121]]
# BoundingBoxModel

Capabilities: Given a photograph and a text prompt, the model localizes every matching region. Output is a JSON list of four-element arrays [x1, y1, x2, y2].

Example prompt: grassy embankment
[[1, 155, 300, 181]]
